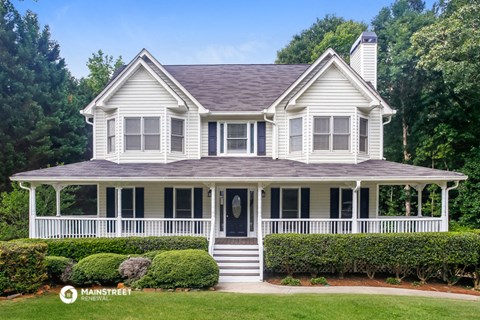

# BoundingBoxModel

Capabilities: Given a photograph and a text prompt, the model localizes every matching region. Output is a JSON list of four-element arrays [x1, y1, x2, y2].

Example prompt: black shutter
[[301, 188, 310, 233], [135, 188, 145, 233], [271, 188, 280, 234], [360, 188, 369, 219], [257, 121, 266, 156], [194, 188, 203, 234], [208, 122, 217, 156], [164, 187, 173, 233], [330, 188, 340, 234], [106, 187, 116, 233]]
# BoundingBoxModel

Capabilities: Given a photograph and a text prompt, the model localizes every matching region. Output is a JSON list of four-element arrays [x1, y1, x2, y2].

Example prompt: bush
[[135, 250, 218, 289], [71, 253, 128, 285], [386, 277, 401, 285], [280, 276, 301, 286], [16, 236, 207, 260], [310, 277, 328, 286], [45, 256, 73, 282], [0, 242, 47, 294], [142, 250, 165, 260], [264, 232, 480, 285], [119, 257, 151, 284]]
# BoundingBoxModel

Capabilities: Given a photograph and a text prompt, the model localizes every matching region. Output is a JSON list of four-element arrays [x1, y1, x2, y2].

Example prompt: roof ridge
[[163, 63, 310, 67]]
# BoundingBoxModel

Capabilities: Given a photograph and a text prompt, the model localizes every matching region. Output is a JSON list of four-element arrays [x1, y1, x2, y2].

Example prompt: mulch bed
[[266, 273, 480, 296]]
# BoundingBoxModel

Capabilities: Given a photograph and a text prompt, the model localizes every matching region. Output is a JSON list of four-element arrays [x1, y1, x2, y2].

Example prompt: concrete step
[[219, 275, 261, 283], [217, 262, 259, 268], [219, 268, 260, 275]]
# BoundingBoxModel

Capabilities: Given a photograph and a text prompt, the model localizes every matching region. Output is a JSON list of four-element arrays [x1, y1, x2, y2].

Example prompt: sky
[[13, 0, 436, 78]]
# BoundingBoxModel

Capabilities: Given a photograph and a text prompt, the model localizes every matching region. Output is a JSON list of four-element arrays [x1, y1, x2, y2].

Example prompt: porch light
[[208, 189, 212, 198], [262, 190, 265, 198]]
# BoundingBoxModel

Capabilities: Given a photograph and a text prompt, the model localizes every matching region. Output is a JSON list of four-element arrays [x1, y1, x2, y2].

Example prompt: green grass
[[1, 292, 479, 320]]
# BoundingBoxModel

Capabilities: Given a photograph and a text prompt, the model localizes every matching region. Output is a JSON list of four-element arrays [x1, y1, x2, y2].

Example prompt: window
[[125, 118, 141, 150], [289, 118, 302, 152], [175, 188, 192, 218], [340, 189, 353, 219], [121, 188, 134, 218], [227, 123, 247, 153], [124, 117, 160, 151], [144, 117, 160, 150], [313, 117, 330, 150], [282, 189, 299, 218], [171, 118, 184, 152], [107, 119, 115, 153], [333, 117, 350, 150], [359, 118, 368, 153]]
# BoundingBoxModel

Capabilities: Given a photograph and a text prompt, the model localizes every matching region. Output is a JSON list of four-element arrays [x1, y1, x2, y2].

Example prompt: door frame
[[217, 186, 257, 238]]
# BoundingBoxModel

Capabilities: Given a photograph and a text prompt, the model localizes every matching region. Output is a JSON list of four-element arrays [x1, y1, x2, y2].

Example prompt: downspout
[[443, 181, 460, 232], [352, 180, 361, 234], [263, 110, 277, 159], [19, 182, 35, 238], [382, 115, 392, 126], [381, 114, 393, 160], [84, 116, 95, 159]]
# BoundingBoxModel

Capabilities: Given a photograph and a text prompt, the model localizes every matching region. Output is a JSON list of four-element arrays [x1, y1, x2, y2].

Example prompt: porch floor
[[215, 238, 258, 245]]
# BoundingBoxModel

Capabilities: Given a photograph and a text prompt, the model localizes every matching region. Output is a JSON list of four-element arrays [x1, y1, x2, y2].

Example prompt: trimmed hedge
[[16, 236, 207, 260], [45, 256, 73, 283], [0, 242, 47, 294], [71, 253, 128, 285], [134, 249, 219, 289], [142, 250, 166, 260], [265, 232, 480, 285]]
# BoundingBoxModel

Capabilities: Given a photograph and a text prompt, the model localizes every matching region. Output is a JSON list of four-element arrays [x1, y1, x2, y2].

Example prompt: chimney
[[350, 32, 377, 89]]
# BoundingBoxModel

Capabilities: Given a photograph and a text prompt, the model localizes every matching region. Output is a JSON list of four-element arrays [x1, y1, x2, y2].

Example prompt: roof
[[11, 158, 466, 183]]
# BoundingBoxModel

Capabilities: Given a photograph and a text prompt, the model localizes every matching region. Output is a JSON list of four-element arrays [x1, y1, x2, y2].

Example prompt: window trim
[[218, 121, 256, 156], [107, 117, 116, 154], [280, 188, 301, 219], [359, 117, 369, 154], [289, 117, 303, 153], [170, 117, 185, 153], [173, 187, 194, 219], [123, 116, 161, 152]]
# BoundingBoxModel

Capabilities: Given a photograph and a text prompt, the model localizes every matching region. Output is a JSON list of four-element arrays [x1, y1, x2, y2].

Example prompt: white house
[[11, 32, 466, 282]]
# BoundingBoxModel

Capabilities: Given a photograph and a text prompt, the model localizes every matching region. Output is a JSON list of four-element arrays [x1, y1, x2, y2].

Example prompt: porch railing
[[34, 216, 211, 239], [261, 217, 442, 237]]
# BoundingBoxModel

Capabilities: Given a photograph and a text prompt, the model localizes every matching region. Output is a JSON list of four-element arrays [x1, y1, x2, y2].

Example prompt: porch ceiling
[[10, 157, 466, 183]]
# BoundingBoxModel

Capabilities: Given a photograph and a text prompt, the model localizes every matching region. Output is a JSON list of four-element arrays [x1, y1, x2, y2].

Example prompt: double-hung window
[[289, 118, 303, 152], [359, 118, 368, 153], [218, 122, 255, 155], [313, 116, 350, 151], [124, 117, 160, 151], [282, 188, 300, 219], [171, 118, 184, 153], [107, 119, 116, 153]]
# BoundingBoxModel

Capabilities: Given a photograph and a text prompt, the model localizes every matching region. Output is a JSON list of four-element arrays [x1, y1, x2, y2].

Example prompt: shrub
[[0, 242, 47, 294], [412, 281, 422, 287], [45, 256, 73, 282], [15, 236, 207, 260], [71, 253, 128, 285], [142, 250, 165, 260], [310, 277, 328, 286], [119, 257, 151, 284], [135, 250, 218, 289], [281, 276, 301, 286], [386, 277, 401, 285]]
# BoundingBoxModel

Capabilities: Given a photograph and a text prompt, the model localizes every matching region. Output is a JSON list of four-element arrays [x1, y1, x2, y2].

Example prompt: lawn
[[1, 291, 479, 320]]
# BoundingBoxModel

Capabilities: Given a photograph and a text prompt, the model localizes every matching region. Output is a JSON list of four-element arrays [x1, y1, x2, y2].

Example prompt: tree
[[275, 15, 347, 64], [310, 21, 367, 63], [86, 50, 123, 96]]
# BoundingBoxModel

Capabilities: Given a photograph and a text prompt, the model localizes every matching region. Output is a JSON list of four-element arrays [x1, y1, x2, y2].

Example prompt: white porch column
[[53, 184, 66, 217], [351, 181, 361, 234], [257, 183, 264, 281], [116, 187, 122, 237], [208, 185, 216, 256], [440, 183, 448, 232], [30, 185, 37, 238], [414, 184, 426, 217]]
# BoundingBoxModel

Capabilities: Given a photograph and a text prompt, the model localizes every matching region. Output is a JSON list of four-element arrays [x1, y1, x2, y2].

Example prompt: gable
[[295, 64, 370, 107], [107, 67, 179, 107]]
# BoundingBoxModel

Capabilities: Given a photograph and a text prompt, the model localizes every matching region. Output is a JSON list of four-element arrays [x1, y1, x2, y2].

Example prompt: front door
[[226, 189, 248, 237]]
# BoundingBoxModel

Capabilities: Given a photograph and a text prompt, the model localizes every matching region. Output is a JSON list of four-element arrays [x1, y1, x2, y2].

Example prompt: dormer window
[[289, 118, 303, 152], [171, 118, 184, 153], [124, 117, 160, 151], [359, 118, 368, 153], [218, 122, 255, 155], [107, 119, 115, 153], [313, 116, 350, 151]]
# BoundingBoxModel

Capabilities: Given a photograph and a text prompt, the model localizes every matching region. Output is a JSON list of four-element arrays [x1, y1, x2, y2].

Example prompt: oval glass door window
[[232, 195, 241, 218]]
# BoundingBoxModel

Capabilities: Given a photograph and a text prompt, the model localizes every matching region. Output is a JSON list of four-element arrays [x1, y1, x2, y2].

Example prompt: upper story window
[[359, 118, 368, 153], [313, 116, 350, 151], [171, 118, 184, 153], [282, 188, 300, 218], [107, 119, 115, 153], [218, 122, 255, 155], [124, 117, 160, 151], [175, 188, 192, 218], [289, 118, 303, 152]]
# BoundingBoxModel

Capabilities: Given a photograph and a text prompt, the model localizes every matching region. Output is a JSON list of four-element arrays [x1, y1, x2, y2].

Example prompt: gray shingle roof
[[10, 158, 466, 182], [161, 64, 309, 111]]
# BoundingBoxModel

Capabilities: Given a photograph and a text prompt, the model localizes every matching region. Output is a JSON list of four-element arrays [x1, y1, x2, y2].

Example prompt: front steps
[[213, 244, 262, 282]]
